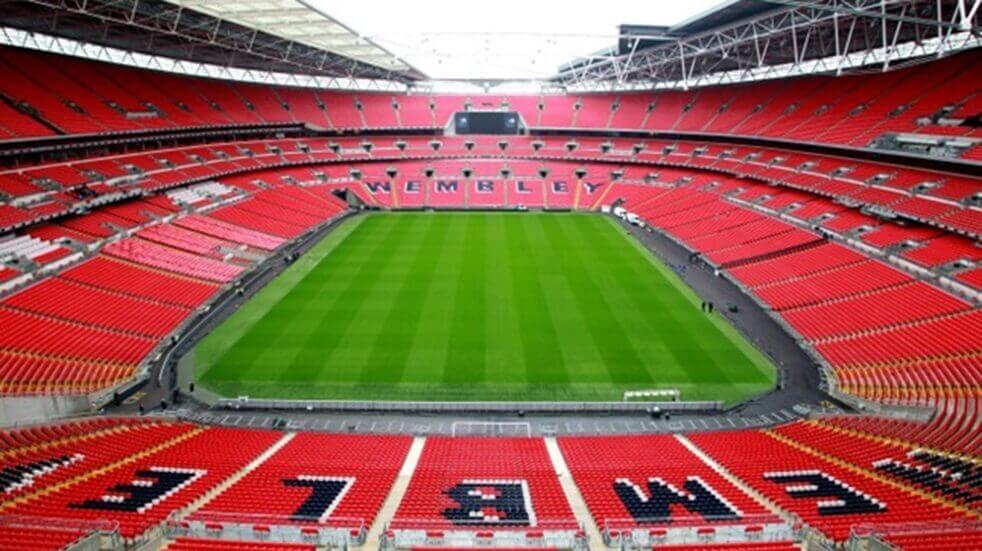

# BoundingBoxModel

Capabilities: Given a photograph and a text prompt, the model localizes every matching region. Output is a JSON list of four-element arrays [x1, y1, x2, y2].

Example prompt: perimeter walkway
[[363, 435, 427, 549], [544, 436, 606, 548]]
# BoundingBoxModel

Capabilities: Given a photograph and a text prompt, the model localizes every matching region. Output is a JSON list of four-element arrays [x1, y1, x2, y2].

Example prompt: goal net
[[623, 388, 680, 402], [451, 421, 532, 437]]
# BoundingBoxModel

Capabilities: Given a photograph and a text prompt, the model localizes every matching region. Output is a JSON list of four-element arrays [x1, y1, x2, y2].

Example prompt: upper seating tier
[[0, 45, 978, 152]]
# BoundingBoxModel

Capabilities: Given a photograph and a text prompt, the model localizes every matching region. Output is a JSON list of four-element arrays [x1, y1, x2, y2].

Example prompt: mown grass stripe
[[505, 215, 572, 386], [443, 215, 490, 384], [359, 214, 446, 385], [195, 212, 775, 403]]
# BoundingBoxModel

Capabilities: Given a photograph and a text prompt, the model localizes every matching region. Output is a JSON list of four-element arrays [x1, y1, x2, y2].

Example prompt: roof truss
[[554, 0, 982, 91], [0, 0, 426, 81]]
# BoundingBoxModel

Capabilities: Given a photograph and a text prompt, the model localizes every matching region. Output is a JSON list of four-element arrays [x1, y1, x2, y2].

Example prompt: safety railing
[[383, 518, 586, 550], [166, 511, 366, 547], [0, 514, 121, 551], [602, 514, 795, 548]]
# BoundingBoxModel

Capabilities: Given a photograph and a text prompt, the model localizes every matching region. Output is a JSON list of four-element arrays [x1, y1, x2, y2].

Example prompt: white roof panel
[[316, 0, 724, 80], [167, 0, 415, 74]]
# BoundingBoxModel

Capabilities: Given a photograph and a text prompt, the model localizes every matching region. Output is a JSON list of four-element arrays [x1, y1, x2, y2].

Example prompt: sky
[[312, 0, 725, 80]]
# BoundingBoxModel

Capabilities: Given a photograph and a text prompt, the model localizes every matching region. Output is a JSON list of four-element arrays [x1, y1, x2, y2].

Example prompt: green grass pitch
[[194, 212, 775, 403]]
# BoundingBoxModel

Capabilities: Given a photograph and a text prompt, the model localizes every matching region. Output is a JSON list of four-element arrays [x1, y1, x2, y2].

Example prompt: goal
[[451, 421, 532, 437], [623, 388, 680, 402]]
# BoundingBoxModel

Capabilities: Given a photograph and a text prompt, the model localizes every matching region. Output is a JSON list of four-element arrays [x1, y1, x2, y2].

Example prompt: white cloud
[[309, 0, 724, 80]]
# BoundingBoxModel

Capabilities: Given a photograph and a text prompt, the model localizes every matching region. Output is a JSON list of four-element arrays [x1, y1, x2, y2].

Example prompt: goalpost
[[451, 421, 532, 437], [623, 388, 680, 402]]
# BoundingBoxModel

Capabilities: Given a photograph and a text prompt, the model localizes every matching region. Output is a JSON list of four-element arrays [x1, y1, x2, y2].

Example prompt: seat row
[[0, 179, 349, 394], [1, 419, 975, 548], [0, 45, 977, 151], [608, 178, 977, 411], [2, 132, 978, 242]]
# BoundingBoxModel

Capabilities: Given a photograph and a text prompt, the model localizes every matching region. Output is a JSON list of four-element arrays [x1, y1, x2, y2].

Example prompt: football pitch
[[194, 212, 775, 403]]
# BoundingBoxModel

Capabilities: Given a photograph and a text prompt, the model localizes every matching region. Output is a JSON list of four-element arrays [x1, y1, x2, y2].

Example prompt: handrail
[[851, 519, 982, 538], [183, 510, 365, 530], [0, 513, 119, 534]]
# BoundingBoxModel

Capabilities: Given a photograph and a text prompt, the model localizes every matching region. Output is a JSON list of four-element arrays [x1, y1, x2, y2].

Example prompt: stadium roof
[[670, 0, 781, 35], [554, 0, 982, 91], [0, 0, 978, 90], [168, 0, 414, 74], [0, 0, 426, 82], [318, 1, 723, 81]]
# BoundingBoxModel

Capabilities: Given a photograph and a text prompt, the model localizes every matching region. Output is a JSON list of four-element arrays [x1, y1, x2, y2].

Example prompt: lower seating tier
[[391, 437, 577, 530], [2, 419, 979, 549], [687, 429, 974, 542], [559, 435, 777, 530], [195, 433, 412, 530]]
